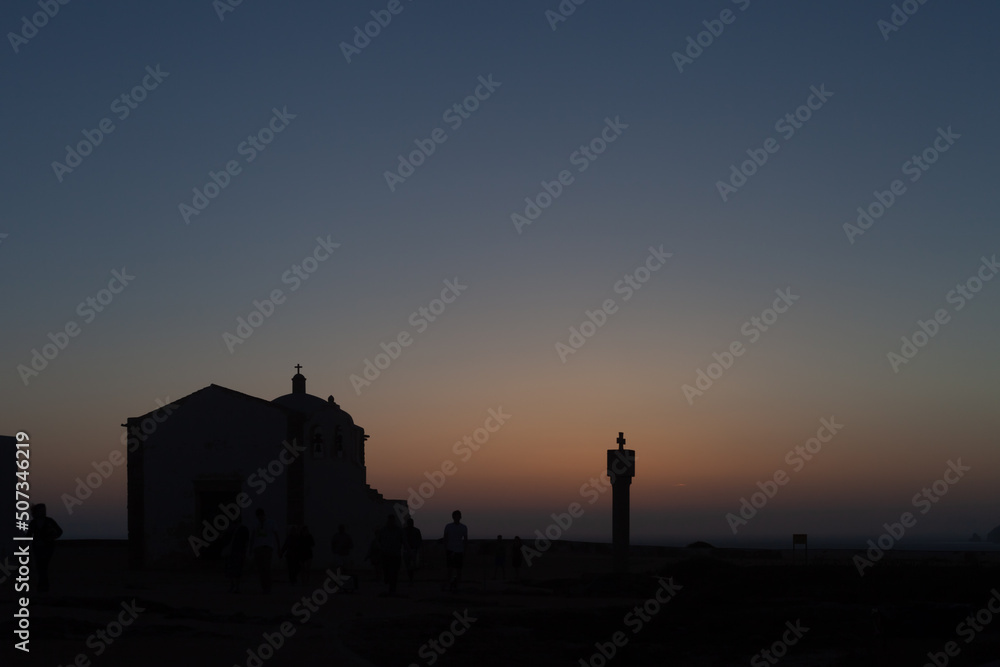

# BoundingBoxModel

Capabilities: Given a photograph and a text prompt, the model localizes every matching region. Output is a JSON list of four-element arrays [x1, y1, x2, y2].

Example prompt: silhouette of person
[[365, 530, 383, 583], [227, 523, 250, 593], [331, 523, 353, 568], [298, 525, 315, 586], [493, 535, 506, 580], [248, 508, 279, 593], [377, 515, 403, 596], [403, 517, 422, 584], [331, 524, 355, 591], [281, 525, 303, 584], [27, 503, 62, 592], [511, 536, 523, 581], [442, 510, 468, 592]]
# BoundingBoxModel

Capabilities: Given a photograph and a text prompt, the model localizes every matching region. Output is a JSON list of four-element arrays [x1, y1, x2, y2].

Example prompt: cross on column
[[295, 364, 303, 373], [617, 432, 626, 450]]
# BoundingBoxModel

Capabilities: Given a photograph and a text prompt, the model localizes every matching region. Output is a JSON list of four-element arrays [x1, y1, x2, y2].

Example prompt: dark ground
[[2, 540, 1000, 666]]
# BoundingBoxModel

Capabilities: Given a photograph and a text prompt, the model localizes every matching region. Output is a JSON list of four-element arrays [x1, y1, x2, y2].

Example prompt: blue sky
[[2, 0, 999, 545]]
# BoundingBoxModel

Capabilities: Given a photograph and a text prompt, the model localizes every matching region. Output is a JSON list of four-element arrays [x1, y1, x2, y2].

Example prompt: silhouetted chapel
[[126, 367, 404, 567]]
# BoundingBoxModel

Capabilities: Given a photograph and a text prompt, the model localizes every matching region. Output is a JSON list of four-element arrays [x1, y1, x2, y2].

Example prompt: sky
[[2, 0, 999, 548]]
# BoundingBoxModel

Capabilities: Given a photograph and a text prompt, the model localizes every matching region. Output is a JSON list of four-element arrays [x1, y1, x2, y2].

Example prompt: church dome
[[271, 366, 354, 423], [272, 392, 331, 415]]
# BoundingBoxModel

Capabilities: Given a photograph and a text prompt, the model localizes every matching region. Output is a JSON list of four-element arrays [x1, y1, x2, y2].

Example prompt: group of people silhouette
[[221, 508, 527, 596], [224, 508, 318, 593], [23, 502, 530, 598], [363, 515, 422, 595], [494, 534, 525, 581], [363, 510, 527, 595]]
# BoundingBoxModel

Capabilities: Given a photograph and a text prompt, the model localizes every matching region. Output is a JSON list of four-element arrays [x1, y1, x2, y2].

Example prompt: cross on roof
[[295, 364, 303, 373], [617, 432, 626, 450]]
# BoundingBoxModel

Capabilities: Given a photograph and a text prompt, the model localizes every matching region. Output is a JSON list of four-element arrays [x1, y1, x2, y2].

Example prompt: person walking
[[442, 510, 468, 592], [330, 524, 355, 591], [492, 535, 506, 580], [403, 517, 423, 584], [511, 536, 524, 582], [281, 525, 303, 584], [248, 508, 279, 593], [227, 523, 249, 593], [377, 515, 403, 596], [28, 504, 62, 592], [298, 525, 315, 586]]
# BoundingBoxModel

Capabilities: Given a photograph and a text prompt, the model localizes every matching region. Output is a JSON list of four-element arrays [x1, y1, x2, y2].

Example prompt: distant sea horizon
[[48, 533, 1000, 553], [631, 535, 1000, 552]]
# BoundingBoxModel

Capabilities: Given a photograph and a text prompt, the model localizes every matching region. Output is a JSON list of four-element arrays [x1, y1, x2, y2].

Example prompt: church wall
[[301, 419, 406, 568], [129, 380, 409, 570], [137, 389, 291, 565]]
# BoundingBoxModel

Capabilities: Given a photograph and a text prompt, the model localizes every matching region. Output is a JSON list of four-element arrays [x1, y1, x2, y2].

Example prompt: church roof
[[126, 383, 294, 422], [126, 373, 355, 424]]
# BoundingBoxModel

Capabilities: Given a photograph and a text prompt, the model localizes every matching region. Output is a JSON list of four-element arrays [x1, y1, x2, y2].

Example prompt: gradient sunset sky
[[2, 0, 999, 546]]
